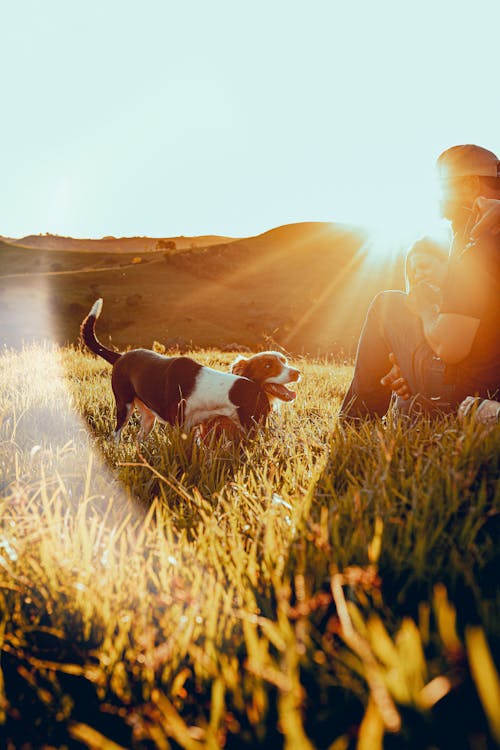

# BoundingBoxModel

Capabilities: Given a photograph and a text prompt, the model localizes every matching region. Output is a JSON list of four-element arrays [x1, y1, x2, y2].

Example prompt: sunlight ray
[[164, 223, 345, 316], [281, 245, 367, 348]]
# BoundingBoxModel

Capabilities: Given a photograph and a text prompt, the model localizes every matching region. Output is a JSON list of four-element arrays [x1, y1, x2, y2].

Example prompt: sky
[[1, 0, 500, 245]]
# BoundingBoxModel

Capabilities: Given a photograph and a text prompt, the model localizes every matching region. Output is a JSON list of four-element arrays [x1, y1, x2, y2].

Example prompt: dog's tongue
[[263, 383, 296, 401]]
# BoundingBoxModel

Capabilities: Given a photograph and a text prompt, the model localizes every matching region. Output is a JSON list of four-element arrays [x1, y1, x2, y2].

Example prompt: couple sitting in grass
[[340, 144, 500, 425]]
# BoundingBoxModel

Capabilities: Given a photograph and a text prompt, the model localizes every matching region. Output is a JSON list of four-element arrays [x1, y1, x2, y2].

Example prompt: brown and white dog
[[80, 299, 300, 442]]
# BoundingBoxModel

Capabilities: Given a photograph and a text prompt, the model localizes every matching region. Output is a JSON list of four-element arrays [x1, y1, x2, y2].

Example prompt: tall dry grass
[[0, 344, 498, 749]]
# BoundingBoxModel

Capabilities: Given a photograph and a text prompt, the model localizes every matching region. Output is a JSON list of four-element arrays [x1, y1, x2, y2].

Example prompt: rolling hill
[[5, 233, 234, 253], [0, 224, 406, 354]]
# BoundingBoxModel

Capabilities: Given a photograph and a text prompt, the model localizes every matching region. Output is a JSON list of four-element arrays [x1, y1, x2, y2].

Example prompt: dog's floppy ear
[[231, 355, 249, 376]]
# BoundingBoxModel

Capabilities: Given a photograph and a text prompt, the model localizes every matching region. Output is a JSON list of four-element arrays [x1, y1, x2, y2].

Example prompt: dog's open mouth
[[263, 382, 297, 401]]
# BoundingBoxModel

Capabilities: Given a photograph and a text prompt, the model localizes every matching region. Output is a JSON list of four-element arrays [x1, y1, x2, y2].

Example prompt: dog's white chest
[[183, 368, 240, 429]]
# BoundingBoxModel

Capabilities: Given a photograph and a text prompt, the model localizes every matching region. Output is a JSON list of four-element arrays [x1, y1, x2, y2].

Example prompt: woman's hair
[[404, 237, 449, 292]]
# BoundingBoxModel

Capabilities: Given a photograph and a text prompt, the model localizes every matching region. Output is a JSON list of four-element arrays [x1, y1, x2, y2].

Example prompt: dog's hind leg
[[113, 400, 134, 444]]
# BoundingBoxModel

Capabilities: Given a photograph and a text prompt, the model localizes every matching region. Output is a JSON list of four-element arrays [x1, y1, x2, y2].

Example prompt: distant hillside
[[0, 223, 406, 354], [7, 233, 235, 253]]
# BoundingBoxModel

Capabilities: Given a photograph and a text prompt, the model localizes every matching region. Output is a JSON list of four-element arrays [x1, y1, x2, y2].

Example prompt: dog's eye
[[265, 363, 271, 369]]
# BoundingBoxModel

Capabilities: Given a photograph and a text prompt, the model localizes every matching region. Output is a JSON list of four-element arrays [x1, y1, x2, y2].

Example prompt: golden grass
[[0, 344, 498, 749]]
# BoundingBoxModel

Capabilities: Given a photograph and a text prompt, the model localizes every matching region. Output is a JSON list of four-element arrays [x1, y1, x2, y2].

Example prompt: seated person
[[340, 144, 500, 421], [340, 237, 449, 419]]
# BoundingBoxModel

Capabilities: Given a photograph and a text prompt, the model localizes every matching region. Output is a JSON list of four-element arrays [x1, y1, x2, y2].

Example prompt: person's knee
[[370, 290, 406, 314], [368, 290, 412, 329]]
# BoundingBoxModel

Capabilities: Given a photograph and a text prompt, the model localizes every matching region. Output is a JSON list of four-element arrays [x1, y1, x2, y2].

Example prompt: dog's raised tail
[[80, 298, 121, 365]]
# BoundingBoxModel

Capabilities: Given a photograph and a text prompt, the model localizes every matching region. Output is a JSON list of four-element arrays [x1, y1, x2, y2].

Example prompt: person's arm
[[408, 280, 480, 365]]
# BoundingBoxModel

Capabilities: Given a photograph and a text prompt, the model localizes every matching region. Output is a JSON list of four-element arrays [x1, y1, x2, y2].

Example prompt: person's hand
[[380, 352, 411, 400], [406, 281, 441, 318]]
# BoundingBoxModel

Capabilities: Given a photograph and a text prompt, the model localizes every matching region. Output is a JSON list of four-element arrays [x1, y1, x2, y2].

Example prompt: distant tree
[[156, 239, 176, 250]]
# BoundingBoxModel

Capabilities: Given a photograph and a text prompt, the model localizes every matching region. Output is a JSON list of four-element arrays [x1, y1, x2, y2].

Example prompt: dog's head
[[230, 350, 300, 402]]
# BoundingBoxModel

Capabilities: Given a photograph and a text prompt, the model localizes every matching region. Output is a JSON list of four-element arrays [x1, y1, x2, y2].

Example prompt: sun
[[356, 181, 450, 266], [361, 223, 416, 268]]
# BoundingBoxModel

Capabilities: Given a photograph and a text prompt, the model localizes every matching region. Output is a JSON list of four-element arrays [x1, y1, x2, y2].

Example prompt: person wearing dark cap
[[340, 144, 500, 421], [437, 144, 500, 256], [412, 144, 500, 408]]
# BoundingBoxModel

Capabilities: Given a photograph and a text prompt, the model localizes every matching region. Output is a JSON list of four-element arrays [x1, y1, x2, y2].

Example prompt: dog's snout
[[289, 367, 300, 382]]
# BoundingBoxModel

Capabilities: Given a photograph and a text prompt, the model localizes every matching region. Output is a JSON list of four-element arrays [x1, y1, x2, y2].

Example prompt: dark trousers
[[340, 291, 455, 419]]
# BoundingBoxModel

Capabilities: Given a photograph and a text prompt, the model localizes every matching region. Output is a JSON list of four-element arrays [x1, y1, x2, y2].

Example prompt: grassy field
[[0, 344, 499, 749]]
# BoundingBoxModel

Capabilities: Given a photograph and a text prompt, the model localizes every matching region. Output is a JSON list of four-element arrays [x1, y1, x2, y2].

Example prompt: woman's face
[[407, 251, 448, 290]]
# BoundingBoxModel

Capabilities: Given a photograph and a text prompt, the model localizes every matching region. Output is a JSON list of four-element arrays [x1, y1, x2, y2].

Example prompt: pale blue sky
[[1, 0, 499, 242]]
